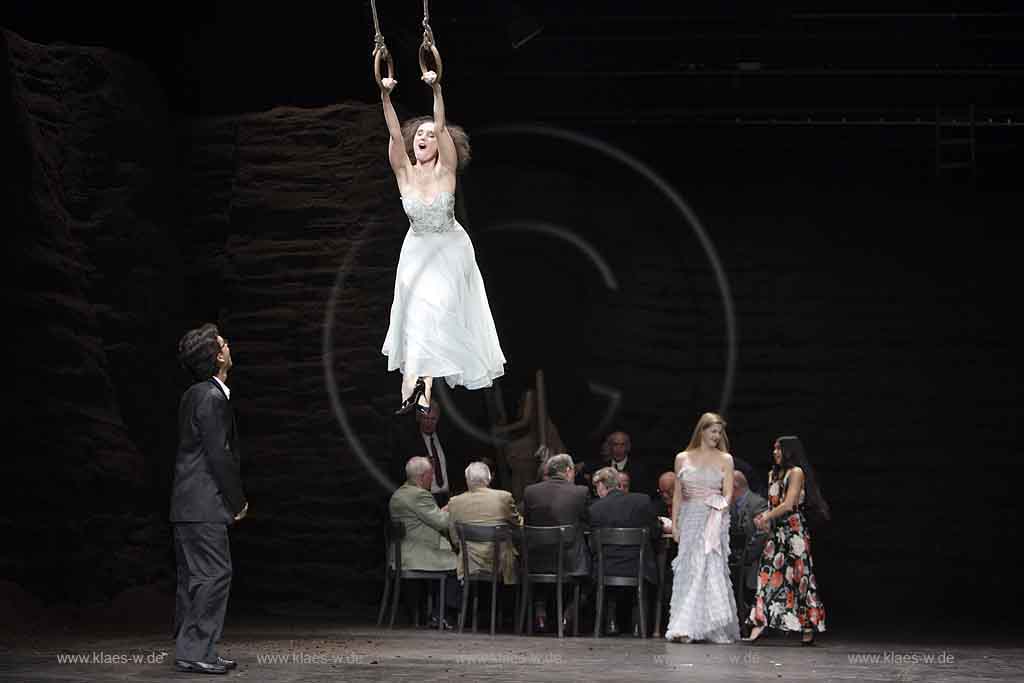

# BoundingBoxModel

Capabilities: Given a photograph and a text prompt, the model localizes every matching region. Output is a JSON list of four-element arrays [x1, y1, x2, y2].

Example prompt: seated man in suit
[[389, 456, 459, 628], [521, 453, 590, 632], [730, 470, 769, 631], [650, 471, 676, 535], [649, 469, 677, 630], [584, 431, 653, 497], [448, 461, 523, 585], [589, 467, 661, 636]]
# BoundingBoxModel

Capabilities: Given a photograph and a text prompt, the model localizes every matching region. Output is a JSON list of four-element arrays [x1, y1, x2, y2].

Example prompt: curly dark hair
[[400, 116, 471, 171], [178, 323, 221, 381]]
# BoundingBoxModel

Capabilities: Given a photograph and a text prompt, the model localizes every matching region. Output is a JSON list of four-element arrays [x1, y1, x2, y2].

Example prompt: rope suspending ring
[[418, 0, 443, 83], [370, 0, 395, 88]]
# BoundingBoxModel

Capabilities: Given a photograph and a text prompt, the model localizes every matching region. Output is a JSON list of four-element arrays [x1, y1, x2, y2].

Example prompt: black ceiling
[[4, 1, 1023, 122]]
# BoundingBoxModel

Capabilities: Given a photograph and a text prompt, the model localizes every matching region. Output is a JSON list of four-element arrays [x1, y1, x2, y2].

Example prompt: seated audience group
[[387, 418, 762, 635]]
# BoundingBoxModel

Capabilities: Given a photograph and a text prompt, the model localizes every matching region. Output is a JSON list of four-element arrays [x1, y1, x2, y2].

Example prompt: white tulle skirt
[[382, 224, 506, 390], [664, 499, 741, 643]]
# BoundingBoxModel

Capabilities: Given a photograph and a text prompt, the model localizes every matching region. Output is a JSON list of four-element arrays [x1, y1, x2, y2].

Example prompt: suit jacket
[[391, 423, 467, 497], [650, 495, 671, 521], [589, 490, 660, 584], [584, 456, 655, 498], [448, 487, 522, 583], [731, 490, 769, 590], [170, 379, 245, 523], [388, 483, 457, 572], [521, 477, 590, 576]]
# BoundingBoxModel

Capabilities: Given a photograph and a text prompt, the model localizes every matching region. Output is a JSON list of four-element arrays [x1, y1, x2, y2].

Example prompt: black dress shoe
[[428, 616, 453, 630], [216, 656, 237, 670], [174, 659, 228, 674]]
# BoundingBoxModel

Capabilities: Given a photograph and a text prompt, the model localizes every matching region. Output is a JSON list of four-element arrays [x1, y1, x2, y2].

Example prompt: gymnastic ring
[[374, 46, 394, 89], [418, 41, 442, 83]]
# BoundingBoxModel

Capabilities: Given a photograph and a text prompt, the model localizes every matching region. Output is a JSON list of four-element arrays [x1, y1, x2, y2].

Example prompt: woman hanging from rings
[[374, 3, 506, 415]]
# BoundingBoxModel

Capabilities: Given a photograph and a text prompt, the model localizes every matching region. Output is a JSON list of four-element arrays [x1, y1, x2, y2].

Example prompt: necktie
[[428, 435, 444, 488]]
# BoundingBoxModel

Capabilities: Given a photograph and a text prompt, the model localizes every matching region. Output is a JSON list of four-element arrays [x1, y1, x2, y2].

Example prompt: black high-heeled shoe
[[801, 629, 816, 646], [395, 379, 426, 415]]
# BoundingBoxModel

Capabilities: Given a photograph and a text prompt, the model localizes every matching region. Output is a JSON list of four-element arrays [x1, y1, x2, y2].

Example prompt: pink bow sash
[[682, 482, 729, 555]]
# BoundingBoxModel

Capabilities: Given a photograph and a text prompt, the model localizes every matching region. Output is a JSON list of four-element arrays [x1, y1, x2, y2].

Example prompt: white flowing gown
[[381, 191, 506, 389]]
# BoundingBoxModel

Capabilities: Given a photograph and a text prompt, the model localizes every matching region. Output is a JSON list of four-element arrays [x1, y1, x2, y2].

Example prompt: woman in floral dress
[[745, 435, 829, 645]]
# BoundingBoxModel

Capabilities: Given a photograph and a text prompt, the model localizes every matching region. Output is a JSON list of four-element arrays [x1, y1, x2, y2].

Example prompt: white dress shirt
[[212, 376, 231, 400]]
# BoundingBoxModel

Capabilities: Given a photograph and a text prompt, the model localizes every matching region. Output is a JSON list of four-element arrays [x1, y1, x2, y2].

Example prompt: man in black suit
[[521, 453, 590, 632], [589, 467, 661, 636], [392, 400, 465, 508], [584, 431, 654, 498], [170, 324, 247, 675]]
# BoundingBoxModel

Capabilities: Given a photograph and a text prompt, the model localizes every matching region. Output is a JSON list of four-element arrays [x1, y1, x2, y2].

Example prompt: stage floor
[[3, 619, 1022, 682]]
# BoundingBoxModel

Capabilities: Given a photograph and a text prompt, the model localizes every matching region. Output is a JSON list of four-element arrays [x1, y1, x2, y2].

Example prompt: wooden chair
[[454, 522, 517, 635], [592, 527, 649, 638], [519, 524, 582, 638], [377, 521, 455, 629]]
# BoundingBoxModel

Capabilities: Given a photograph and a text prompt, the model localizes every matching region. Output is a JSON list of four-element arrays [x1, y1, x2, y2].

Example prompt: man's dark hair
[[178, 323, 221, 381]]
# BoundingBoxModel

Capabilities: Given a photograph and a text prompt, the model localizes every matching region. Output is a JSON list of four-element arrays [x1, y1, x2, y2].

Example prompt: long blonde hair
[[685, 412, 730, 452]]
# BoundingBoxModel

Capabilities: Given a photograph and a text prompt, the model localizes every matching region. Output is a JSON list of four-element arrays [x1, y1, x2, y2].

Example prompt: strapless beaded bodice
[[679, 464, 725, 501], [401, 191, 458, 234]]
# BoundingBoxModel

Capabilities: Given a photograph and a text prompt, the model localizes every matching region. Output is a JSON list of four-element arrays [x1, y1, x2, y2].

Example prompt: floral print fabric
[[748, 469, 826, 633]]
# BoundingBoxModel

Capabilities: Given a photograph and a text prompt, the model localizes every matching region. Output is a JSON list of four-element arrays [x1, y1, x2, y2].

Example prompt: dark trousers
[[532, 578, 588, 618], [173, 523, 232, 663], [600, 582, 658, 634], [403, 577, 462, 622]]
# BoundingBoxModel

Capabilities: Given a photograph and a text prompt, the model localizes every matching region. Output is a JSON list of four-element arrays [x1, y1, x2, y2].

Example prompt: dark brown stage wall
[[1, 3, 1020, 633]]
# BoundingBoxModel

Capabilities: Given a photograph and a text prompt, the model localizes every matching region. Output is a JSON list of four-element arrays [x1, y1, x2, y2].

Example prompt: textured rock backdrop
[[1, 28, 180, 610]]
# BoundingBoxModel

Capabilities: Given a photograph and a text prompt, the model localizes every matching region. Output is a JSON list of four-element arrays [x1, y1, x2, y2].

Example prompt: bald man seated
[[389, 456, 460, 628], [650, 471, 676, 536], [730, 470, 769, 621]]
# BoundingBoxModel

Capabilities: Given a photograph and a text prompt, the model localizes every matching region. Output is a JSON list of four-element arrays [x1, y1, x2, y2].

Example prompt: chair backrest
[[455, 522, 512, 581], [523, 524, 575, 548], [457, 522, 509, 543], [592, 527, 648, 584], [388, 521, 406, 571], [592, 527, 647, 548], [522, 525, 575, 577]]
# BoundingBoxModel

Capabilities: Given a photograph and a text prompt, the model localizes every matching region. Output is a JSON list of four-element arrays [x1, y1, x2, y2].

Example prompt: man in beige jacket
[[448, 461, 522, 585]]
